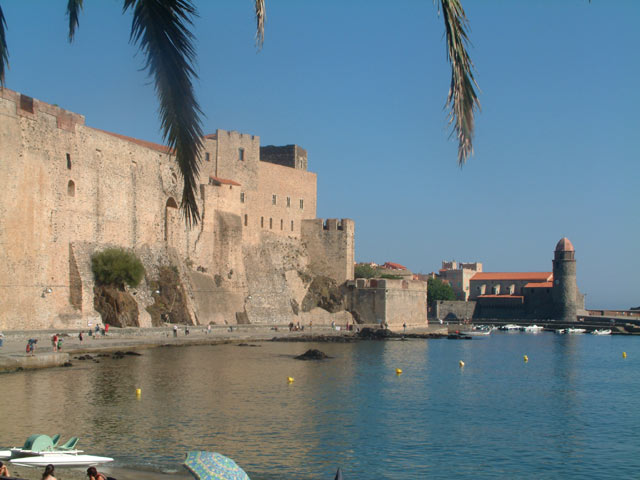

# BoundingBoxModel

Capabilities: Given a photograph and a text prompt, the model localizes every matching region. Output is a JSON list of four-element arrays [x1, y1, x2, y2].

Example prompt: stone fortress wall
[[0, 88, 354, 330]]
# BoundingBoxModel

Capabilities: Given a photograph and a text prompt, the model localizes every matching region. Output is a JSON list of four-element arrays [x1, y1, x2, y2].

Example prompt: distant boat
[[460, 329, 491, 336], [566, 328, 586, 334], [499, 324, 520, 331], [523, 325, 544, 333], [592, 329, 612, 335]]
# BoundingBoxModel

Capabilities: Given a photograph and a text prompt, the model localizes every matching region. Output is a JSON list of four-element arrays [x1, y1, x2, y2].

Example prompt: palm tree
[[0, 0, 476, 225]]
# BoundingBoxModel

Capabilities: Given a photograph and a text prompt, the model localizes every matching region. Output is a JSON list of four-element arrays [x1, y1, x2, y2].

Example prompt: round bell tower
[[552, 237, 577, 322]]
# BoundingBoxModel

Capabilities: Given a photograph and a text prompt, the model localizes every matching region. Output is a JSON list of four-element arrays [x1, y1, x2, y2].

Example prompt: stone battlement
[[1, 88, 85, 132]]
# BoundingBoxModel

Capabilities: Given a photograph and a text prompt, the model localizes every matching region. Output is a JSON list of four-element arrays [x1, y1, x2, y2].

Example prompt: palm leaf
[[255, 0, 266, 49], [439, 0, 480, 166], [0, 5, 8, 86], [67, 0, 84, 42], [124, 0, 204, 226]]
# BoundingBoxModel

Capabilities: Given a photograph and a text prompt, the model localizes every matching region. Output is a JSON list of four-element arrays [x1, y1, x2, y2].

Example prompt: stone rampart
[[0, 88, 352, 330], [301, 218, 355, 284]]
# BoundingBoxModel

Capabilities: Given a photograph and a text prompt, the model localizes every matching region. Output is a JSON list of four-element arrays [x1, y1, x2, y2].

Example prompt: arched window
[[244, 214, 248, 226], [165, 197, 178, 243], [67, 180, 75, 197], [66, 153, 72, 170], [280, 219, 283, 230], [291, 220, 294, 231]]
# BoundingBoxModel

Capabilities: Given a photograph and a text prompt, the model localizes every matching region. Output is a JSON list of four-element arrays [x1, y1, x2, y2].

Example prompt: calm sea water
[[2, 332, 639, 479]]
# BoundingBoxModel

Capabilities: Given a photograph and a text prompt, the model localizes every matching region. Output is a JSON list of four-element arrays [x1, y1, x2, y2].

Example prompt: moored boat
[[524, 325, 544, 333], [591, 329, 612, 335], [566, 328, 586, 334]]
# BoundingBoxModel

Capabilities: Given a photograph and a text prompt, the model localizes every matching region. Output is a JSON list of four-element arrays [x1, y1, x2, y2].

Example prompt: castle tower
[[552, 237, 578, 322]]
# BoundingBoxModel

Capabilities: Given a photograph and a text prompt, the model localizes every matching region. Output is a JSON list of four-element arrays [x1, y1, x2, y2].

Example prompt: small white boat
[[555, 329, 566, 334], [499, 324, 520, 331], [524, 325, 544, 333], [0, 449, 12, 460], [592, 329, 612, 335], [460, 329, 491, 336], [566, 328, 586, 334], [10, 453, 113, 467]]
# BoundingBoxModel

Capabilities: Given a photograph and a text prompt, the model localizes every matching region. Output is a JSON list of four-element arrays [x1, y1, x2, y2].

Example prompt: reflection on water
[[2, 334, 639, 479]]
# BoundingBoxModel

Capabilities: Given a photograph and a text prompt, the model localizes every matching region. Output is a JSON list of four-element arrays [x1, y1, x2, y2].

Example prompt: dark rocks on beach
[[62, 361, 73, 367], [358, 327, 394, 340], [112, 350, 142, 359], [75, 354, 94, 360], [295, 349, 331, 360], [272, 335, 357, 343], [237, 343, 260, 347]]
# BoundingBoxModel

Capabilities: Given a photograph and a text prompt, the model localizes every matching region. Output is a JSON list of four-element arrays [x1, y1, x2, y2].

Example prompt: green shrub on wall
[[354, 264, 378, 279], [91, 248, 145, 289]]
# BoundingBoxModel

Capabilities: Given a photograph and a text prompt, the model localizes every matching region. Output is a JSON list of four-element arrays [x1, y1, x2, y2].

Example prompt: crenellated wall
[[346, 278, 428, 326], [301, 218, 355, 284], [0, 88, 353, 330]]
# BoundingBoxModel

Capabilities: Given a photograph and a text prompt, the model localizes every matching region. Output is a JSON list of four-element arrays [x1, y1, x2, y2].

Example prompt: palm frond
[[439, 0, 480, 166], [255, 0, 266, 49], [0, 5, 8, 86], [67, 0, 84, 42], [124, 0, 204, 226]]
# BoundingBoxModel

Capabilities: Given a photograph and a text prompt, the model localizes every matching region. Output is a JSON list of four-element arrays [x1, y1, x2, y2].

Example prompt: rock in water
[[295, 349, 330, 360]]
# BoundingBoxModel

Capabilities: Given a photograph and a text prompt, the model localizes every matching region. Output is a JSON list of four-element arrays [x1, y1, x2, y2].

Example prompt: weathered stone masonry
[[0, 88, 355, 330]]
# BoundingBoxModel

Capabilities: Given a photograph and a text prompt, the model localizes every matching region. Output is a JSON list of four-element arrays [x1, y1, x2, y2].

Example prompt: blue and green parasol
[[184, 451, 250, 480]]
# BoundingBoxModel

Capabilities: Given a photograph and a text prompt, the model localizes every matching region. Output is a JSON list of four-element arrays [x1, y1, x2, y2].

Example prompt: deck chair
[[51, 434, 61, 447], [58, 436, 79, 450]]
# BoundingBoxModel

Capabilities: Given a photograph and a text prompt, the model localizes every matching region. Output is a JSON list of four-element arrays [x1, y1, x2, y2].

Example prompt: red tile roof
[[91, 127, 174, 154], [204, 133, 218, 140], [524, 282, 553, 288], [471, 272, 552, 282], [383, 262, 407, 270], [209, 176, 241, 187]]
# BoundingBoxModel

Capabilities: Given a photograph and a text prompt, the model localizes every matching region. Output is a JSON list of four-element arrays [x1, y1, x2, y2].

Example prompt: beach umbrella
[[184, 451, 250, 480]]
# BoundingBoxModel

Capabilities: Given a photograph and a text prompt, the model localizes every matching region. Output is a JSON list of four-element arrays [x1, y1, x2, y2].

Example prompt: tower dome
[[555, 237, 575, 252]]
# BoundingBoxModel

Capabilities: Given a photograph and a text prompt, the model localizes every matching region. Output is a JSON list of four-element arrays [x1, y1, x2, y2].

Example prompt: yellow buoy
[[136, 388, 142, 396], [395, 368, 403, 375], [523, 355, 529, 362], [287, 376, 295, 383], [622, 352, 627, 358], [459, 360, 465, 368]]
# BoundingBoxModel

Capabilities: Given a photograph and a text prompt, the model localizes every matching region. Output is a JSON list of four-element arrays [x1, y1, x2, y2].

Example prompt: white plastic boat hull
[[0, 449, 12, 460], [10, 454, 113, 467]]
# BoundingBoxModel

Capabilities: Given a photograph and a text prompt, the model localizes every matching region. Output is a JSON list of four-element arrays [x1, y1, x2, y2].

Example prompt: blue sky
[[2, 1, 638, 309]]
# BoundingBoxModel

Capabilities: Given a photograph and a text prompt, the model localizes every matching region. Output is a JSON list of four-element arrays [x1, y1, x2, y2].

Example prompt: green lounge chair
[[58, 437, 79, 450], [51, 434, 61, 447]]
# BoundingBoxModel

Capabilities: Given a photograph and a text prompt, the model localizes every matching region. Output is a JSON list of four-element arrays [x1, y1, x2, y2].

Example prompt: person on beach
[[207, 324, 211, 334], [0, 460, 10, 477], [173, 324, 178, 337], [57, 336, 63, 351], [403, 322, 407, 334], [41, 463, 56, 480], [95, 324, 100, 337], [52, 334, 58, 352], [79, 331, 83, 342], [86, 466, 107, 480], [26, 338, 37, 355], [105, 323, 110, 335]]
